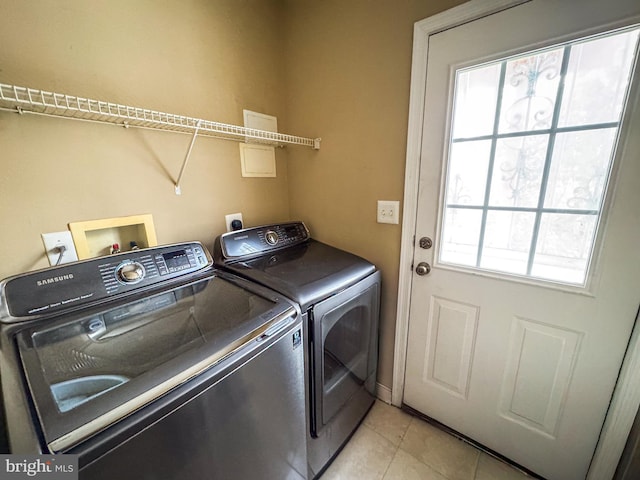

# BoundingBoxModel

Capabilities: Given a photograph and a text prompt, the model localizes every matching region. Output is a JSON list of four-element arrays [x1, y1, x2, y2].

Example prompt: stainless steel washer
[[0, 242, 307, 479]]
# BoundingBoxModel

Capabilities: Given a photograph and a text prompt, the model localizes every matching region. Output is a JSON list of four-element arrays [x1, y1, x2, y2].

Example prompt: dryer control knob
[[116, 262, 146, 284], [265, 230, 279, 245]]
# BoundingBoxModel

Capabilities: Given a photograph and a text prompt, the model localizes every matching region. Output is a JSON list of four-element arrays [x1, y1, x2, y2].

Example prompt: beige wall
[[0, 0, 291, 279], [0, 0, 466, 391], [283, 0, 465, 388]]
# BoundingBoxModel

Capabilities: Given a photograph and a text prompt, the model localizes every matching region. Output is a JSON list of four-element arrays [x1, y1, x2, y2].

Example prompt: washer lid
[[218, 239, 376, 310]]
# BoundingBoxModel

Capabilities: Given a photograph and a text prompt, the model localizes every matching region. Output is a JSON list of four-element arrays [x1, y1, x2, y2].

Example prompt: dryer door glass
[[315, 280, 379, 429]]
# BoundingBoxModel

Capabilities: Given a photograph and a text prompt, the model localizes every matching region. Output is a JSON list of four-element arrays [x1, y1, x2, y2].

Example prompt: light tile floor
[[321, 400, 532, 480]]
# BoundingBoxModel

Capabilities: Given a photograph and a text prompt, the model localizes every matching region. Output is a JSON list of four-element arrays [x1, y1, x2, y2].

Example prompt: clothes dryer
[[214, 222, 380, 478]]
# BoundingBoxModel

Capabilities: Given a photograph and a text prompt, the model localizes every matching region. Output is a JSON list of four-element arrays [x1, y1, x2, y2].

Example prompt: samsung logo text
[[37, 274, 74, 287]]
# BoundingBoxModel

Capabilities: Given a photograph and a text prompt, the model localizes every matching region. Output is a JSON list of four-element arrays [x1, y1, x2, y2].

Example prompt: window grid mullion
[[451, 121, 620, 144], [445, 204, 599, 216], [475, 61, 507, 267], [525, 45, 573, 276]]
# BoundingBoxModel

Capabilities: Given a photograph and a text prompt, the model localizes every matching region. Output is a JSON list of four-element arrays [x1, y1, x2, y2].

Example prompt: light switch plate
[[377, 200, 400, 224]]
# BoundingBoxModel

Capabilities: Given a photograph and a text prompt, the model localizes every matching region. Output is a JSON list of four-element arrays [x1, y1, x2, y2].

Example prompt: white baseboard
[[376, 383, 392, 404]]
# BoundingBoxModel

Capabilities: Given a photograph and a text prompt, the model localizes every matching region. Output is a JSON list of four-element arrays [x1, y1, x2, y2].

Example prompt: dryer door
[[310, 271, 380, 435]]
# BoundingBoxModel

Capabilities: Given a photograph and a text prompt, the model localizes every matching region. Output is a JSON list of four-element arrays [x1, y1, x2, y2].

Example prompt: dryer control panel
[[218, 222, 310, 260], [0, 242, 212, 322]]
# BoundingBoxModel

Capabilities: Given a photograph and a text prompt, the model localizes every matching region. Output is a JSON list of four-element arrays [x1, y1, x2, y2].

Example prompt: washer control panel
[[1, 242, 213, 321], [100, 244, 209, 295], [219, 222, 310, 259], [116, 261, 146, 284]]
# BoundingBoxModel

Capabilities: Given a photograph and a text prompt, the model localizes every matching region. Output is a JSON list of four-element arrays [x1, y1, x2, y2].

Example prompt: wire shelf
[[0, 83, 321, 149]]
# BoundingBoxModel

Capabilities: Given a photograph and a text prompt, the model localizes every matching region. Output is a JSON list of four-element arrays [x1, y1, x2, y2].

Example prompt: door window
[[440, 27, 639, 286]]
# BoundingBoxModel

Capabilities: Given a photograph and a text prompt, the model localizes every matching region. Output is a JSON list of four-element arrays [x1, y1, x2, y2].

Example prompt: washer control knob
[[116, 262, 146, 284], [265, 230, 279, 246]]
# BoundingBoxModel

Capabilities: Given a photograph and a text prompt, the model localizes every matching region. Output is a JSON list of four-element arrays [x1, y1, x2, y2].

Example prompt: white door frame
[[392, 0, 640, 478]]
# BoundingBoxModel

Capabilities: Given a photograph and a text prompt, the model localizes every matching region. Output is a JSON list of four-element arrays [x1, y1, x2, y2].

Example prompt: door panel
[[498, 317, 582, 437], [423, 296, 478, 400], [403, 1, 640, 479]]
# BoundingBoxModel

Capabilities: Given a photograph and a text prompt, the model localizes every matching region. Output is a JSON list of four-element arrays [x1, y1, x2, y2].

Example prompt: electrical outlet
[[377, 200, 400, 224], [42, 231, 79, 266], [225, 213, 244, 232]]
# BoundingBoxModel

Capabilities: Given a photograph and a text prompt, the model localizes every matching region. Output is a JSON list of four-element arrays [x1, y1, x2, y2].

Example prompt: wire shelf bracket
[[0, 83, 321, 194], [175, 120, 202, 195]]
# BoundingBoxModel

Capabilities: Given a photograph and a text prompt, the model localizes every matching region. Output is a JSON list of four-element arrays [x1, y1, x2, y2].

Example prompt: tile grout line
[[402, 405, 537, 479], [370, 404, 532, 480], [378, 410, 414, 480], [396, 417, 444, 477], [393, 416, 451, 479], [360, 423, 402, 480], [398, 416, 482, 480], [380, 441, 401, 479], [472, 448, 481, 480]]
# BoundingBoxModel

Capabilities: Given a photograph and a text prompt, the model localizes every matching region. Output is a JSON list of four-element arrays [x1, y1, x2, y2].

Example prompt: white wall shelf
[[0, 82, 321, 193]]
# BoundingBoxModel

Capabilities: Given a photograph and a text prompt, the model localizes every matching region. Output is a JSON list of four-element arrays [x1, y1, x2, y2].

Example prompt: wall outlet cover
[[42, 231, 79, 266], [225, 213, 243, 232]]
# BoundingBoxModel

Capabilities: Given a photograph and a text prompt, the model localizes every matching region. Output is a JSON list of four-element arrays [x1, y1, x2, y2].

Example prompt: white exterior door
[[403, 1, 640, 479]]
